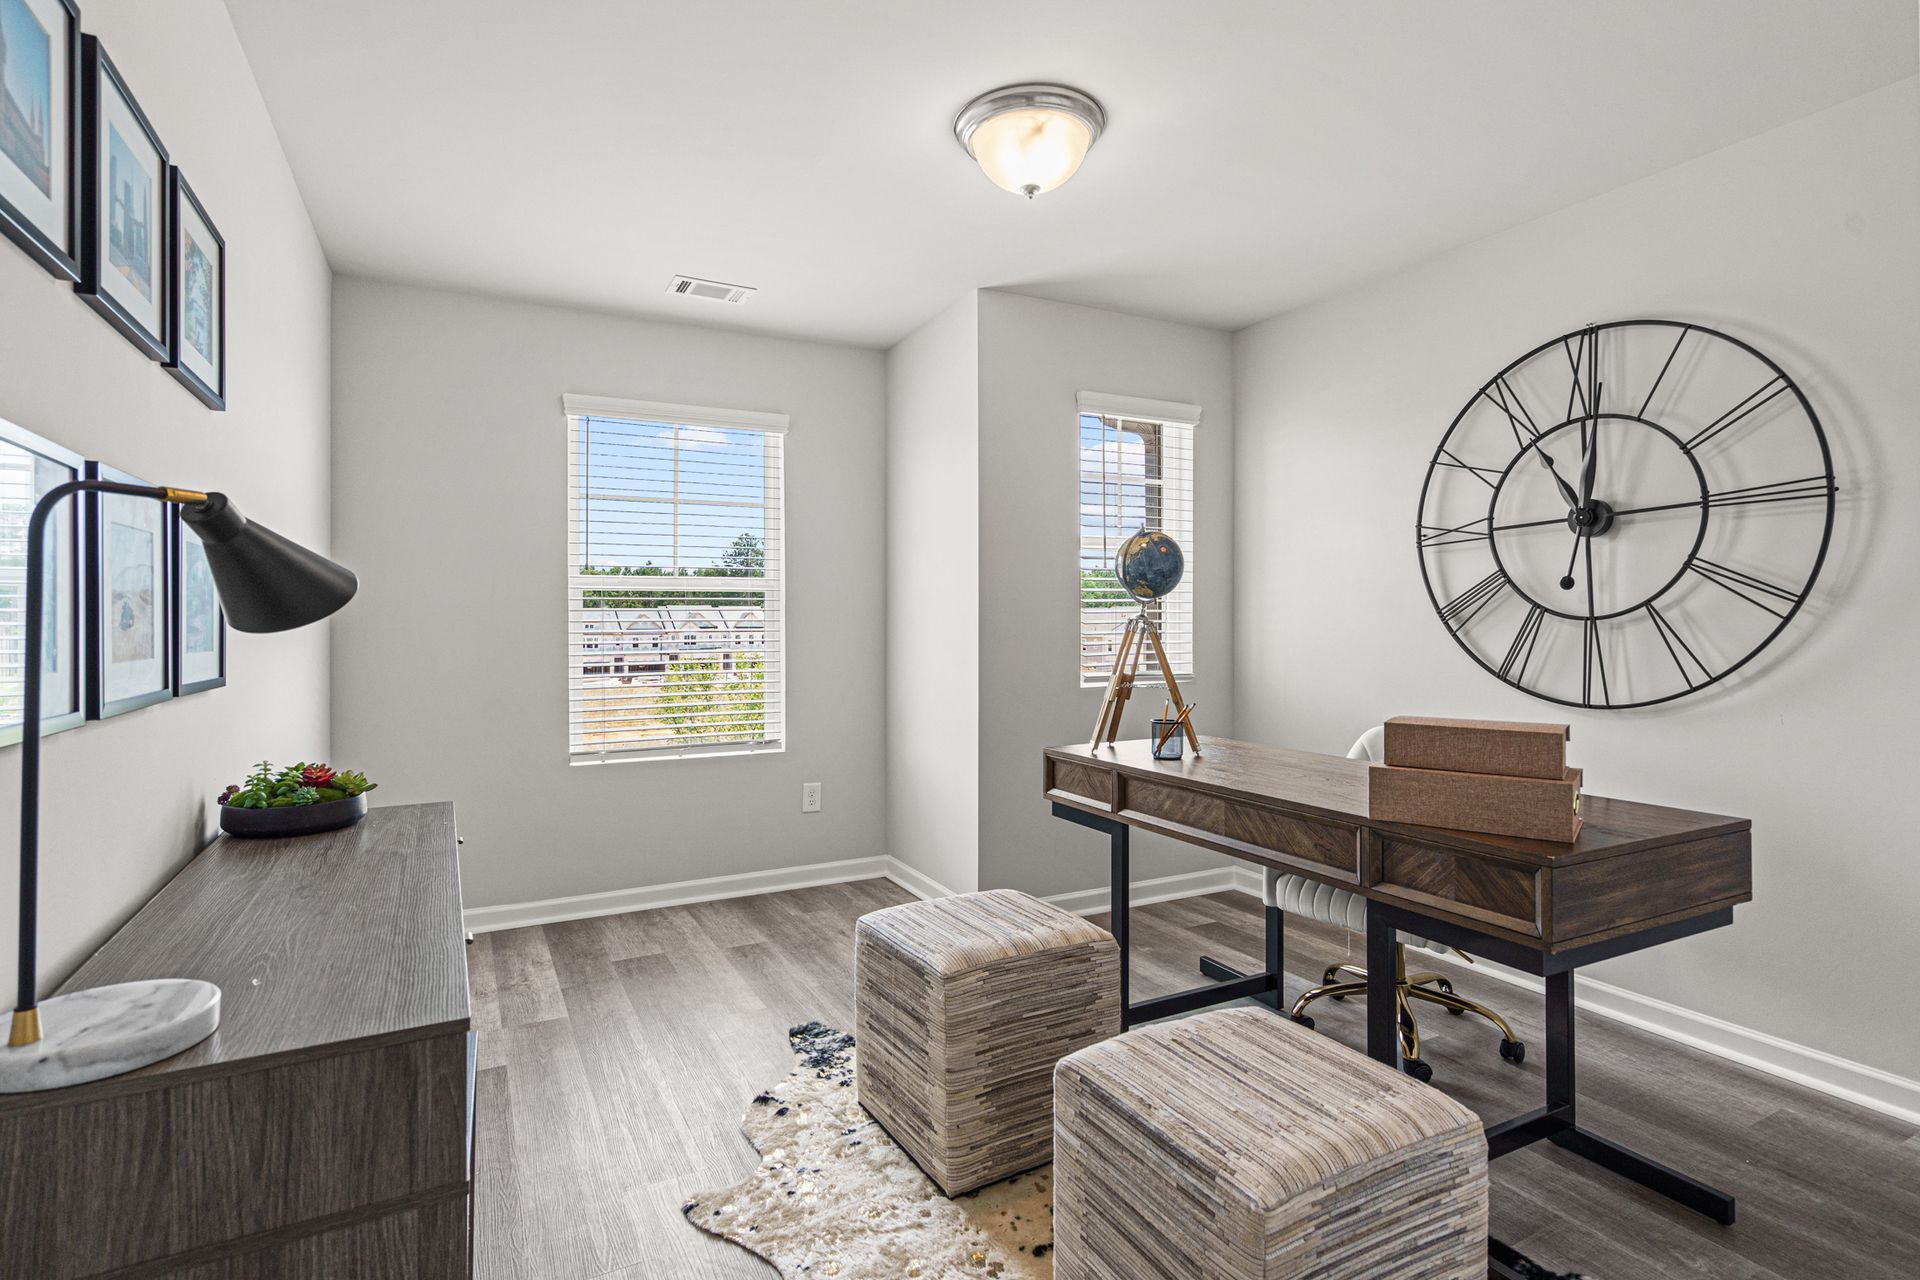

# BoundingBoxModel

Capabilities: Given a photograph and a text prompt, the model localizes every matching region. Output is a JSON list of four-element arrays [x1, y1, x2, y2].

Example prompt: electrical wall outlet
[[802, 782, 822, 813]]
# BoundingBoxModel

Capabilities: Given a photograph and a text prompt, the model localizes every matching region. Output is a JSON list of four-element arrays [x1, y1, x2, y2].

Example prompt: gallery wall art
[[0, 0, 79, 279], [2, 18, 229, 408]]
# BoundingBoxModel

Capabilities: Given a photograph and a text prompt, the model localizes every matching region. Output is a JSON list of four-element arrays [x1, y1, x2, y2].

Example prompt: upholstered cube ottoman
[[1054, 1007, 1488, 1280], [854, 889, 1120, 1196]]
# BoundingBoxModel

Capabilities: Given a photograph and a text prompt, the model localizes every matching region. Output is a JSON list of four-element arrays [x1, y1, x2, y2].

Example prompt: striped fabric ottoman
[[1054, 1007, 1488, 1280], [854, 889, 1121, 1196]]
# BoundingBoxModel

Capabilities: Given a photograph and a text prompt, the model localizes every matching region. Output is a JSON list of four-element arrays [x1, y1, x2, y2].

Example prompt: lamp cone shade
[[182, 494, 357, 633]]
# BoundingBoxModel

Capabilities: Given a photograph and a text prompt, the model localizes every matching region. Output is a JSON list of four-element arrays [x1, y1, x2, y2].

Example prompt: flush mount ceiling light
[[953, 82, 1106, 199]]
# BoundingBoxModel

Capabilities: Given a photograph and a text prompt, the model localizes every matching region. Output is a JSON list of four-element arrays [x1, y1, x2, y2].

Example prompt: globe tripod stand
[[1090, 609, 1200, 752]]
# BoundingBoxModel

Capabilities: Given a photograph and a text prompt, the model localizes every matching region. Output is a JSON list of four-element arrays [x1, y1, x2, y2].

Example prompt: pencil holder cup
[[1150, 721, 1184, 760]]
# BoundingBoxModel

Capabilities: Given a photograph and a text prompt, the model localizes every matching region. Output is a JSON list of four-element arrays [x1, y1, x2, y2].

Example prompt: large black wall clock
[[1417, 320, 1836, 709]]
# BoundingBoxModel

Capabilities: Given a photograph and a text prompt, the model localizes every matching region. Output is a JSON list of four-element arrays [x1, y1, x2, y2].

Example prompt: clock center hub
[[1566, 499, 1616, 537]]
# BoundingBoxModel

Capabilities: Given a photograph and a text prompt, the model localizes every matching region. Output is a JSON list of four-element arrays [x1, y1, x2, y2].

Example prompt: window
[[565, 396, 785, 761], [1077, 392, 1198, 687]]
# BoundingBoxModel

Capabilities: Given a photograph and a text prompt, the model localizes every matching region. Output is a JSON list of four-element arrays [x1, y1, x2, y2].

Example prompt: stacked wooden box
[[1368, 716, 1583, 843]]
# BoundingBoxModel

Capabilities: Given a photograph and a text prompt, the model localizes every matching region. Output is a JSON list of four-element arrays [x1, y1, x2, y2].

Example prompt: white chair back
[[1348, 726, 1386, 764]]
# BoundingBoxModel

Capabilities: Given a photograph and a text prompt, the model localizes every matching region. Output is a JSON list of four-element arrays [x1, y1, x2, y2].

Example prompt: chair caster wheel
[[1402, 1058, 1434, 1083], [1290, 1013, 1315, 1030], [1446, 1005, 1465, 1016], [1499, 1039, 1526, 1065], [1328, 993, 1345, 1002]]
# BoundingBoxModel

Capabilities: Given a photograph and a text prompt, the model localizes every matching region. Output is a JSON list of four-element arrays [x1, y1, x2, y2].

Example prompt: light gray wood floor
[[468, 880, 1920, 1279]]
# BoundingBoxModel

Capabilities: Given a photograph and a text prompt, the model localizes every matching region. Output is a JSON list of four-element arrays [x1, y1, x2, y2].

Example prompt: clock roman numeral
[[1439, 570, 1509, 632], [1704, 475, 1835, 511], [1683, 375, 1789, 452], [1480, 376, 1545, 451], [1582, 617, 1611, 707], [1645, 602, 1713, 690], [1435, 447, 1502, 489], [1499, 605, 1545, 683], [1687, 557, 1798, 619], [1637, 326, 1690, 417], [1419, 515, 1492, 547]]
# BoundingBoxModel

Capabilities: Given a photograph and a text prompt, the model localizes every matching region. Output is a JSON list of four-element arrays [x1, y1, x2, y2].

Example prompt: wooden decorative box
[[1370, 762, 1583, 843], [1383, 716, 1570, 780]]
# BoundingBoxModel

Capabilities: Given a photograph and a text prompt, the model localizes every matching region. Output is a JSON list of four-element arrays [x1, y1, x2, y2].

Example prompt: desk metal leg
[[1053, 804, 1281, 1028], [1365, 902, 1400, 1067], [1109, 822, 1130, 1017], [1197, 899, 1284, 1011]]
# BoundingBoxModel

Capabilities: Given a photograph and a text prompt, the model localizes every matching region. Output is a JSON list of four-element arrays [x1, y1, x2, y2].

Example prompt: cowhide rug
[[683, 1022, 1585, 1279]]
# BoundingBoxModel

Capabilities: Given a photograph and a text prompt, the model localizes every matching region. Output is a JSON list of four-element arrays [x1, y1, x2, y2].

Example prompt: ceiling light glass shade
[[954, 84, 1106, 199]]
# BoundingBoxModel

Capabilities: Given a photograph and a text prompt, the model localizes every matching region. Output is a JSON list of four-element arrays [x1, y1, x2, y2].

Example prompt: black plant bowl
[[219, 793, 368, 839]]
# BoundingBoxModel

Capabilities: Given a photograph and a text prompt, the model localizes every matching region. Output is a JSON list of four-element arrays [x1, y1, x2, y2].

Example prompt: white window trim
[[1075, 391, 1202, 429], [560, 394, 789, 436], [564, 397, 787, 765]]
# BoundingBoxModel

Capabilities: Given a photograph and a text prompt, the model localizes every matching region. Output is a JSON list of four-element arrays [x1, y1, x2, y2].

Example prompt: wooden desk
[[1044, 737, 1750, 1245], [0, 802, 473, 1279]]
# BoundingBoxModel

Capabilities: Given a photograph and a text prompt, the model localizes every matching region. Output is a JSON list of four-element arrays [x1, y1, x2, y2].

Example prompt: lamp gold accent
[[9, 1008, 40, 1047], [161, 487, 210, 505]]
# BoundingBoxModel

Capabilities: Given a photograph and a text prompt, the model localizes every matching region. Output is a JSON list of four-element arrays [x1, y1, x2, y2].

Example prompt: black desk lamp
[[1, 481, 355, 1092]]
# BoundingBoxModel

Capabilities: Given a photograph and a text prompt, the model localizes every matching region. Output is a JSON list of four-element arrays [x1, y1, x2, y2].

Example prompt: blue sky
[[576, 418, 769, 571]]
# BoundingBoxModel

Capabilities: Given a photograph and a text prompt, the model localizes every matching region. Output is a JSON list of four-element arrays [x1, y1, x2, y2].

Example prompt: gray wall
[[975, 291, 1237, 898], [1233, 78, 1920, 1075], [885, 295, 980, 894], [329, 279, 887, 910], [0, 1, 333, 991]]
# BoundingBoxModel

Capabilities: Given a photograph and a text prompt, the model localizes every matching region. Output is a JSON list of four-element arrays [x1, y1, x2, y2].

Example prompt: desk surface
[[1045, 738, 1751, 951]]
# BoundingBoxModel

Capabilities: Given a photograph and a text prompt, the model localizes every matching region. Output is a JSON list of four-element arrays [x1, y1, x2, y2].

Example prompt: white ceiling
[[225, 1, 1916, 348]]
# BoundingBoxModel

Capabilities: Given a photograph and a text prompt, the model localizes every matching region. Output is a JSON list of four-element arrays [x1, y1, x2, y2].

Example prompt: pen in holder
[[1150, 720, 1184, 760]]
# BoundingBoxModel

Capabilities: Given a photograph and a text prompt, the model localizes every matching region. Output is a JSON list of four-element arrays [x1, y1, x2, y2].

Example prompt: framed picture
[[165, 168, 223, 409], [0, 417, 83, 746], [0, 0, 79, 280], [75, 35, 168, 360], [172, 506, 224, 695], [86, 461, 171, 718]]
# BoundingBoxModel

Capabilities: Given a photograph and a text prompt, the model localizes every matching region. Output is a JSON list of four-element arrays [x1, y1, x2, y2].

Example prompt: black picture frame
[[171, 505, 225, 696], [85, 460, 172, 718], [0, 0, 81, 281], [164, 168, 224, 409], [0, 416, 85, 746], [75, 35, 169, 360]]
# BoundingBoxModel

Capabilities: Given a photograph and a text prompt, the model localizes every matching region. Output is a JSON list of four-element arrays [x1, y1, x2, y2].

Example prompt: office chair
[[1267, 726, 1526, 1082]]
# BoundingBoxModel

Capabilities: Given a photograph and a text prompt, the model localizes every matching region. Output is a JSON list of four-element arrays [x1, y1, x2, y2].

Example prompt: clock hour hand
[[1536, 448, 1581, 509]]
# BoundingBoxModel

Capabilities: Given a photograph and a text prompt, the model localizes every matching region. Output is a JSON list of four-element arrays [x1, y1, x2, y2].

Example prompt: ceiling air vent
[[667, 274, 755, 304]]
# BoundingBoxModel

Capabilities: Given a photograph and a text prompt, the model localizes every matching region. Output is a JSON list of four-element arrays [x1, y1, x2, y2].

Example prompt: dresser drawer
[[1374, 837, 1543, 938]]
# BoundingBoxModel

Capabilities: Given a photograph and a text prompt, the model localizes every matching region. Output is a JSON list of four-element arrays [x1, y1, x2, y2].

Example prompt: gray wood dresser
[[0, 802, 473, 1279]]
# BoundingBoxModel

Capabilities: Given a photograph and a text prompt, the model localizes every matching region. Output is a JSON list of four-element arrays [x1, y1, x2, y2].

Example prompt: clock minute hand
[[1577, 436, 1598, 511]]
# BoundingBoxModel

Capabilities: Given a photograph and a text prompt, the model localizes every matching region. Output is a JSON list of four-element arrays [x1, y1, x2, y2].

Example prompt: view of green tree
[[657, 654, 765, 741], [579, 549, 767, 609], [1081, 567, 1130, 608]]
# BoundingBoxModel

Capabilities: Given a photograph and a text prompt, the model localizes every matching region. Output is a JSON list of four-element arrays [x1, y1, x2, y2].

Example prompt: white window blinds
[[565, 396, 786, 761], [1077, 395, 1198, 688]]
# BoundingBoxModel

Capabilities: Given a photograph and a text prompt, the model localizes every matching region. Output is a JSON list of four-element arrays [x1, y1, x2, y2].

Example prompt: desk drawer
[[1123, 779, 1360, 882], [1374, 837, 1542, 938], [1223, 803, 1360, 880]]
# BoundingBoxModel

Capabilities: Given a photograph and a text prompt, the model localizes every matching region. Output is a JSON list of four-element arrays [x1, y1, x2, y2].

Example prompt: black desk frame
[[1052, 801, 1738, 1280]]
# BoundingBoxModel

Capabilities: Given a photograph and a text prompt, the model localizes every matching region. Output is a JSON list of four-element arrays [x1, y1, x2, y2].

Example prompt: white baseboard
[[1406, 945, 1920, 1128], [1043, 867, 1247, 916], [880, 857, 957, 903], [1205, 877, 1920, 1127], [463, 855, 889, 933], [464, 853, 1920, 1127]]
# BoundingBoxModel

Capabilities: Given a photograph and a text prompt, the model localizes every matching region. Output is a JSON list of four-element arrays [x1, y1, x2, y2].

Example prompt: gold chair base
[[1288, 944, 1521, 1077]]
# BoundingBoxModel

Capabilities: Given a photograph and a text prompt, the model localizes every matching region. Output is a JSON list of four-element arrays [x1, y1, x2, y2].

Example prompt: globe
[[1113, 528, 1185, 601]]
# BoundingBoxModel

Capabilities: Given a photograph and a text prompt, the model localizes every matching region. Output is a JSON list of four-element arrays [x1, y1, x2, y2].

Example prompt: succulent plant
[[220, 761, 377, 810]]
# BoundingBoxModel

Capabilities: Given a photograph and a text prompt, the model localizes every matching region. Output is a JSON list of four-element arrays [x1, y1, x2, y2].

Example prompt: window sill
[[569, 741, 786, 767]]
